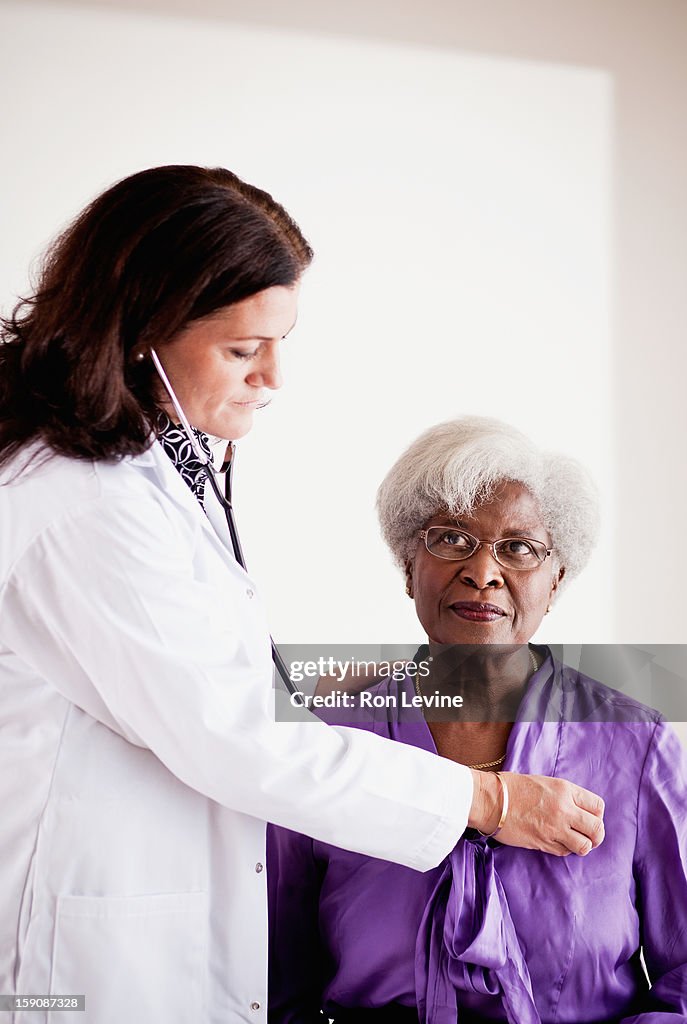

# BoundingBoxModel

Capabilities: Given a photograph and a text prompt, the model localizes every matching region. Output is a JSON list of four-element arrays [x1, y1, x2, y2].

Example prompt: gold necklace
[[467, 753, 507, 770], [414, 647, 539, 770]]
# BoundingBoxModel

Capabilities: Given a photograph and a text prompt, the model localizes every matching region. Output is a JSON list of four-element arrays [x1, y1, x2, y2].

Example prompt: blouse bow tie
[[416, 840, 541, 1024], [156, 411, 214, 508]]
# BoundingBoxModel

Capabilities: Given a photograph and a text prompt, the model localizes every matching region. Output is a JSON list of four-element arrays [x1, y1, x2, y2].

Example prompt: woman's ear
[[546, 566, 566, 612], [404, 562, 413, 599]]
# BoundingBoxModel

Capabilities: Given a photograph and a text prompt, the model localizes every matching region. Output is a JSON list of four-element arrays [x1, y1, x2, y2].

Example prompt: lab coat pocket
[[49, 891, 208, 1024]]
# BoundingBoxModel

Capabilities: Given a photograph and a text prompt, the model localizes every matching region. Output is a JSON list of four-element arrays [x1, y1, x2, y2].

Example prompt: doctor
[[0, 165, 604, 1023]]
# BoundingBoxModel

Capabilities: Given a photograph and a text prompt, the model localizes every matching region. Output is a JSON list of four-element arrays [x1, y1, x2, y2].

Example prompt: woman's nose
[[246, 344, 283, 390], [458, 545, 504, 590]]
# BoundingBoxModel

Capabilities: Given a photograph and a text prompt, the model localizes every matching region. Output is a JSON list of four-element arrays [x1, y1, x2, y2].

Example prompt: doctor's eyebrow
[[230, 319, 298, 343]]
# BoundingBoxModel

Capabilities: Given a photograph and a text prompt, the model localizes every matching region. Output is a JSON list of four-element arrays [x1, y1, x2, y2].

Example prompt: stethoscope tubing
[[205, 454, 298, 696], [150, 349, 298, 697]]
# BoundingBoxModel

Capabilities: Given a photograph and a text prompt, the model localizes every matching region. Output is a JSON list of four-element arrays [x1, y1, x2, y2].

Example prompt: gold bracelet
[[477, 771, 509, 839]]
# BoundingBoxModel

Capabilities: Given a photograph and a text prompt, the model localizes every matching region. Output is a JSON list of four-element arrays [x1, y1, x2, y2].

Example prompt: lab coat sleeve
[[620, 722, 687, 1022], [0, 494, 471, 871]]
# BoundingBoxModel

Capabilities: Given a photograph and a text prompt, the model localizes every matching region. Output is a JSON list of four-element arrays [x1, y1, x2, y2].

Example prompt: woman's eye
[[505, 539, 533, 554], [441, 531, 470, 548], [227, 349, 258, 361]]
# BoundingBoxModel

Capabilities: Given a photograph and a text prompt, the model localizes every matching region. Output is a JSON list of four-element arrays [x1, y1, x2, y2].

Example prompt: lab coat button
[[255, 862, 264, 873], [250, 1002, 260, 1011], [246, 588, 254, 599]]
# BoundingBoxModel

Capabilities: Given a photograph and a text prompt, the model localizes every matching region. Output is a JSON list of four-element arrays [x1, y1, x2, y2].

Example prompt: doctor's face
[[156, 283, 300, 440]]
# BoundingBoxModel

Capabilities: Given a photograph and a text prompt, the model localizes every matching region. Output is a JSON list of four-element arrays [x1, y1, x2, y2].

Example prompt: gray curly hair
[[376, 416, 600, 596]]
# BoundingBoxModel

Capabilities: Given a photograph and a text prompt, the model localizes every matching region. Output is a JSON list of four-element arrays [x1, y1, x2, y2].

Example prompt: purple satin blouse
[[268, 650, 687, 1023]]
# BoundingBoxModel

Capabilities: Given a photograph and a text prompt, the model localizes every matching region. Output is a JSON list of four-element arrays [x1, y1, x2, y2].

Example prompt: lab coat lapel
[[132, 441, 248, 574]]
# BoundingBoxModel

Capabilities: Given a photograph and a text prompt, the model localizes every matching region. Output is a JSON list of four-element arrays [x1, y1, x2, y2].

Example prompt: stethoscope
[[150, 349, 298, 697]]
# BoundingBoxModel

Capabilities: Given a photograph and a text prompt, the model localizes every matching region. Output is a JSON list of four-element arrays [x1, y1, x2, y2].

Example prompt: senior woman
[[268, 417, 687, 1023], [0, 170, 606, 1023]]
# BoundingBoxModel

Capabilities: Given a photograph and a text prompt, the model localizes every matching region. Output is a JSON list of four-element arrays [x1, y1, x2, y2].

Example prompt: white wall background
[[0, 0, 614, 649]]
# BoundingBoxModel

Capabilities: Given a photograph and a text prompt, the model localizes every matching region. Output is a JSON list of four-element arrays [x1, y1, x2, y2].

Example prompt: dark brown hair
[[0, 165, 313, 469]]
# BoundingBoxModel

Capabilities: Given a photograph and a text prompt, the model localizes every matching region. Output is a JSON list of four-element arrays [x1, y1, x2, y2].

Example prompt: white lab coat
[[0, 440, 472, 1023]]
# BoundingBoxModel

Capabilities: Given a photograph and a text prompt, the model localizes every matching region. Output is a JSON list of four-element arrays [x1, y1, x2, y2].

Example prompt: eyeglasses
[[418, 526, 552, 571]]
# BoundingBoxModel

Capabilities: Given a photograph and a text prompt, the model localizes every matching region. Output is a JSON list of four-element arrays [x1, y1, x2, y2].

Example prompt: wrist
[[468, 769, 501, 834], [477, 772, 509, 838]]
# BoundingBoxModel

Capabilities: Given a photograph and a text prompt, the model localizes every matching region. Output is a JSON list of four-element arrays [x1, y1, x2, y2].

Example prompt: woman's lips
[[449, 601, 507, 622]]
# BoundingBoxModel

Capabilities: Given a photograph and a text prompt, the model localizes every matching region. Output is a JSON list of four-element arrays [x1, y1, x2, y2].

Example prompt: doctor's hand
[[469, 770, 605, 857]]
